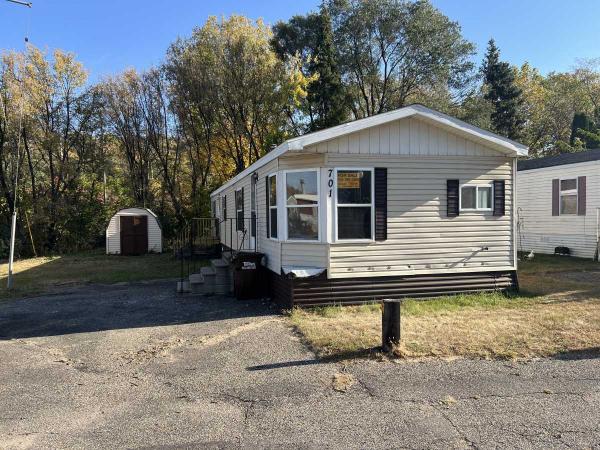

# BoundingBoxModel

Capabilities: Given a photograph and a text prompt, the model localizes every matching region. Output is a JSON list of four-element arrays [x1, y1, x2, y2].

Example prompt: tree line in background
[[1, 0, 599, 258]]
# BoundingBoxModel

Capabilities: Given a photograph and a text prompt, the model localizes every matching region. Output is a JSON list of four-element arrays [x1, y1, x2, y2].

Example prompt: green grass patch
[[518, 253, 600, 275], [0, 250, 196, 300]]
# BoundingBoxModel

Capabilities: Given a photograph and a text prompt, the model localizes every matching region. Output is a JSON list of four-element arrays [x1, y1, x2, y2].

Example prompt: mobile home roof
[[211, 104, 529, 197], [518, 148, 600, 171]]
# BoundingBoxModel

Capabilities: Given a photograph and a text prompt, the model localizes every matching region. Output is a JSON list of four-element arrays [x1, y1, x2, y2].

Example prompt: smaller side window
[[235, 189, 244, 231], [560, 178, 578, 215], [460, 184, 492, 211], [268, 174, 278, 239]]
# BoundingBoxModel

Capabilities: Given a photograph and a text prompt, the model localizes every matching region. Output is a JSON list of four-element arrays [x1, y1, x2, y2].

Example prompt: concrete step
[[189, 273, 205, 294], [176, 280, 191, 293], [189, 273, 204, 284], [201, 267, 216, 295], [210, 258, 230, 269]]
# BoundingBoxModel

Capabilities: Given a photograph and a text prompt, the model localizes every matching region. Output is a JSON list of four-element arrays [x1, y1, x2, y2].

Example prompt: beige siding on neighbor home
[[517, 161, 600, 259]]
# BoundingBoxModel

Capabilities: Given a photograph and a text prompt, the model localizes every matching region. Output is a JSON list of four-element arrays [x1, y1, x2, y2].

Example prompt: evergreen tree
[[307, 8, 347, 130], [482, 39, 524, 139], [272, 8, 348, 131], [569, 112, 600, 148]]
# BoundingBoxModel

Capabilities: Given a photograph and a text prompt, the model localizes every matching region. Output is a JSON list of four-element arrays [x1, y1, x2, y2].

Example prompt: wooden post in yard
[[382, 300, 401, 352]]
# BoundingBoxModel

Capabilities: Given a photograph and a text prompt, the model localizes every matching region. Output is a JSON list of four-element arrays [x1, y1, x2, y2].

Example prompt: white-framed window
[[268, 174, 278, 239], [235, 188, 244, 231], [335, 168, 374, 241], [285, 169, 320, 241], [560, 178, 578, 215], [460, 184, 493, 211]]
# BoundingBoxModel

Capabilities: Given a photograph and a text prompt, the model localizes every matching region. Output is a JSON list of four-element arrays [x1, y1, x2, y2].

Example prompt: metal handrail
[[174, 216, 261, 282]]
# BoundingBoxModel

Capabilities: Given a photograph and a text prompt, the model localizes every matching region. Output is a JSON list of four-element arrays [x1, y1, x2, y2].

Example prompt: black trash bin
[[232, 252, 265, 300]]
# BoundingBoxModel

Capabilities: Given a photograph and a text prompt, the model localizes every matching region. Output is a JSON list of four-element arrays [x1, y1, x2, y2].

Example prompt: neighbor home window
[[285, 170, 319, 241], [560, 178, 578, 215], [460, 184, 492, 211], [336, 169, 373, 240], [268, 174, 278, 239], [235, 189, 244, 231]]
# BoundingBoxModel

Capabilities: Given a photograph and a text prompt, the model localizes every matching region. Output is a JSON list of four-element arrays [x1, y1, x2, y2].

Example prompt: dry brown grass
[[290, 256, 600, 360]]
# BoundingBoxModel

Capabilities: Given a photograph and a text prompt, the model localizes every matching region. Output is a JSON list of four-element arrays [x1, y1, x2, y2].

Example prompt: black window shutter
[[552, 179, 559, 216], [374, 168, 387, 241], [447, 180, 459, 217], [493, 180, 505, 216], [265, 177, 270, 238], [577, 176, 586, 215], [223, 195, 227, 220]]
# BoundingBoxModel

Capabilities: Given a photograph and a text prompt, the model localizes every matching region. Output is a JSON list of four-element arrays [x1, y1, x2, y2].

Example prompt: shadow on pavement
[[551, 347, 600, 361], [0, 280, 277, 340]]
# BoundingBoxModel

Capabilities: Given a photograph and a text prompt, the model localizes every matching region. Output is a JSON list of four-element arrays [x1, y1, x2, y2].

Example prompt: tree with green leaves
[[272, 8, 347, 132], [327, 0, 475, 118], [482, 39, 524, 139], [569, 112, 599, 147]]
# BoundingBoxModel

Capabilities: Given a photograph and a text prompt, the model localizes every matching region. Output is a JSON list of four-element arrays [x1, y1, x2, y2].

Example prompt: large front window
[[268, 174, 278, 239], [286, 170, 319, 240], [336, 169, 373, 240], [560, 178, 577, 215]]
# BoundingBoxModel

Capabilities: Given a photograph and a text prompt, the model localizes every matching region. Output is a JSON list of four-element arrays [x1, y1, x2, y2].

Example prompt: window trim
[[559, 177, 578, 216], [235, 188, 244, 231], [334, 167, 375, 243], [459, 183, 494, 212], [267, 173, 278, 240], [283, 168, 321, 243]]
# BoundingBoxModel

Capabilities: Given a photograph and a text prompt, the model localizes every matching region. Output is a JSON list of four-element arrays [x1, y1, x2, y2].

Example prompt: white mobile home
[[517, 149, 600, 259], [210, 105, 528, 307]]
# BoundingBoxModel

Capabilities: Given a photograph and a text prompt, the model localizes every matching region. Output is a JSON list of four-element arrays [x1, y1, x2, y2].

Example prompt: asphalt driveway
[[0, 281, 599, 449]]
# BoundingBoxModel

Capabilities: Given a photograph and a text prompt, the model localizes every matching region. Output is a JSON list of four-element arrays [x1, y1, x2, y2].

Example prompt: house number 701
[[328, 169, 334, 197]]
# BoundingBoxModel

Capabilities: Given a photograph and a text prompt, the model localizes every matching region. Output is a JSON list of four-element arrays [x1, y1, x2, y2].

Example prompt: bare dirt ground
[[0, 280, 599, 449]]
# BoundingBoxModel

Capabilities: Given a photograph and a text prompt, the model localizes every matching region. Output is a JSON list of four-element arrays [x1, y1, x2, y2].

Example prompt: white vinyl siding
[[517, 161, 600, 259]]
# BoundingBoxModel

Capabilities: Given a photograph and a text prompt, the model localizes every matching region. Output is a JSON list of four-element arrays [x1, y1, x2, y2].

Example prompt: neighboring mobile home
[[210, 104, 528, 307], [106, 207, 162, 255], [517, 149, 600, 259]]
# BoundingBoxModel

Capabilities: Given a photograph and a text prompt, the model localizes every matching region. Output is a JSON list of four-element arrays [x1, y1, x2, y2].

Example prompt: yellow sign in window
[[338, 172, 362, 188]]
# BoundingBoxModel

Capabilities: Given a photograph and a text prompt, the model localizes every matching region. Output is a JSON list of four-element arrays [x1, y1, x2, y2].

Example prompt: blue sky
[[2, 0, 599, 84]]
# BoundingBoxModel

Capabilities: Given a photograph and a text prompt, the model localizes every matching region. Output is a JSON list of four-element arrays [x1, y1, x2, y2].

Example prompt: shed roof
[[517, 148, 600, 171], [211, 104, 529, 197]]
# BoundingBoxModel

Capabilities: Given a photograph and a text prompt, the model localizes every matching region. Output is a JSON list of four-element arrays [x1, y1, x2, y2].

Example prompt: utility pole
[[6, 0, 32, 290]]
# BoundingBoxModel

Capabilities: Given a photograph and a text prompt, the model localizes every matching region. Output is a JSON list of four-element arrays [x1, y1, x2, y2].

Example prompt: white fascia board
[[410, 105, 529, 157], [211, 142, 290, 197], [289, 104, 528, 156]]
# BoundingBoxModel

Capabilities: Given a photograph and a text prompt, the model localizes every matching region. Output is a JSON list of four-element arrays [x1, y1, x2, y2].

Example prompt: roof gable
[[212, 104, 528, 196]]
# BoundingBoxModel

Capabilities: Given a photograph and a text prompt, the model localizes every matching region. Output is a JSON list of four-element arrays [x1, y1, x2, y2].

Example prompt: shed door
[[120, 215, 148, 255]]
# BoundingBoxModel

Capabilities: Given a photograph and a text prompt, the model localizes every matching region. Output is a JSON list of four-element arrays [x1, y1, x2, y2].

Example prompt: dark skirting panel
[[268, 270, 518, 308]]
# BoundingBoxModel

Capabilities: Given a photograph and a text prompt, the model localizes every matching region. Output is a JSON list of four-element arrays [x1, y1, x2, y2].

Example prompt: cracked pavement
[[0, 280, 599, 449]]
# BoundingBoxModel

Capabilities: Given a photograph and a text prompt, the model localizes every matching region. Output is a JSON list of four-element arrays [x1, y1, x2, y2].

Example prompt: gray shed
[[106, 208, 162, 255]]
